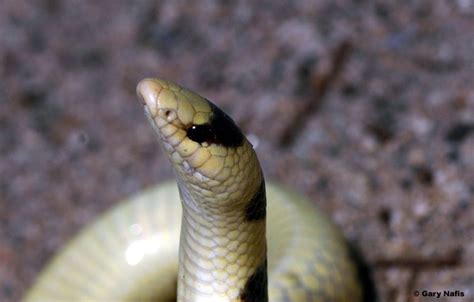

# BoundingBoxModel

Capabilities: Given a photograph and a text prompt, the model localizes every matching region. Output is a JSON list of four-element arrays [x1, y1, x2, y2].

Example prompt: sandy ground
[[1, 1, 473, 301]]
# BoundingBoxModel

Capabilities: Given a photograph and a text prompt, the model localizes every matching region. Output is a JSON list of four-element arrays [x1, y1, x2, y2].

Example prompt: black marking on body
[[239, 258, 268, 302], [186, 100, 244, 147], [348, 244, 378, 302], [245, 180, 266, 221]]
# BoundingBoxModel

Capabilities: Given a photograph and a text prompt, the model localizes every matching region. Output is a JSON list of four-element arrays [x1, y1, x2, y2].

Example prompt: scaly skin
[[23, 78, 362, 302]]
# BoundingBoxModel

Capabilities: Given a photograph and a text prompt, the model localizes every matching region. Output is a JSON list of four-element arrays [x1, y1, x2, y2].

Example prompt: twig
[[279, 39, 353, 147]]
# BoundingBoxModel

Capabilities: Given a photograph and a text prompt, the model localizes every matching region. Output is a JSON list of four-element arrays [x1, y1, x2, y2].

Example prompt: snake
[[23, 78, 363, 302]]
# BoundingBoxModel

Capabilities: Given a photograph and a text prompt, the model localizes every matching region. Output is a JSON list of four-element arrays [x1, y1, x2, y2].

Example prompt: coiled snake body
[[24, 78, 362, 302]]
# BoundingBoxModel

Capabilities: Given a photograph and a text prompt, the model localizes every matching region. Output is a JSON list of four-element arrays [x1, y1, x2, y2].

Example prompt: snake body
[[24, 78, 362, 302]]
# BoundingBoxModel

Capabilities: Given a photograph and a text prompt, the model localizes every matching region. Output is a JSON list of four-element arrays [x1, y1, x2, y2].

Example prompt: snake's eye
[[187, 124, 215, 144], [186, 100, 244, 147]]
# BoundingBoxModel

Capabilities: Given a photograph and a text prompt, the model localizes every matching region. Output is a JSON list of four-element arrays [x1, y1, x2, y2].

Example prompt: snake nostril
[[162, 109, 177, 122]]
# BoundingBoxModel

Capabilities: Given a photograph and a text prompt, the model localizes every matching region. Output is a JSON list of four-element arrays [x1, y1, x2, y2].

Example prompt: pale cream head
[[136, 78, 262, 209]]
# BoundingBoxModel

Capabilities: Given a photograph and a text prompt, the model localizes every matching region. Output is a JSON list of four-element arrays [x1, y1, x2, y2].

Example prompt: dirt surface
[[1, 1, 473, 301]]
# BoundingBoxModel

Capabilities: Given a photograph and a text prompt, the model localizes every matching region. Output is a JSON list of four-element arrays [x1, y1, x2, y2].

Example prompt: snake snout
[[137, 78, 179, 119], [137, 79, 159, 116]]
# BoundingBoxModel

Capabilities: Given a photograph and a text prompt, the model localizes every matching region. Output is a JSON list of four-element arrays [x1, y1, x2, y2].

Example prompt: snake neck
[[176, 183, 267, 302]]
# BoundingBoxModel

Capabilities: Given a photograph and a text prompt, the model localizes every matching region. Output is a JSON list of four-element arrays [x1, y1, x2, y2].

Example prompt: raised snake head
[[137, 78, 263, 214]]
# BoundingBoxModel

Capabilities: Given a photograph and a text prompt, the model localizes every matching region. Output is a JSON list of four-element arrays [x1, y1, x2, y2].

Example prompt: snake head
[[137, 78, 262, 205]]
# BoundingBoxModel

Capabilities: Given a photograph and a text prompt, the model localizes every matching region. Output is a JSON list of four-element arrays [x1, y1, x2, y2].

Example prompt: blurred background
[[1, 1, 473, 301]]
